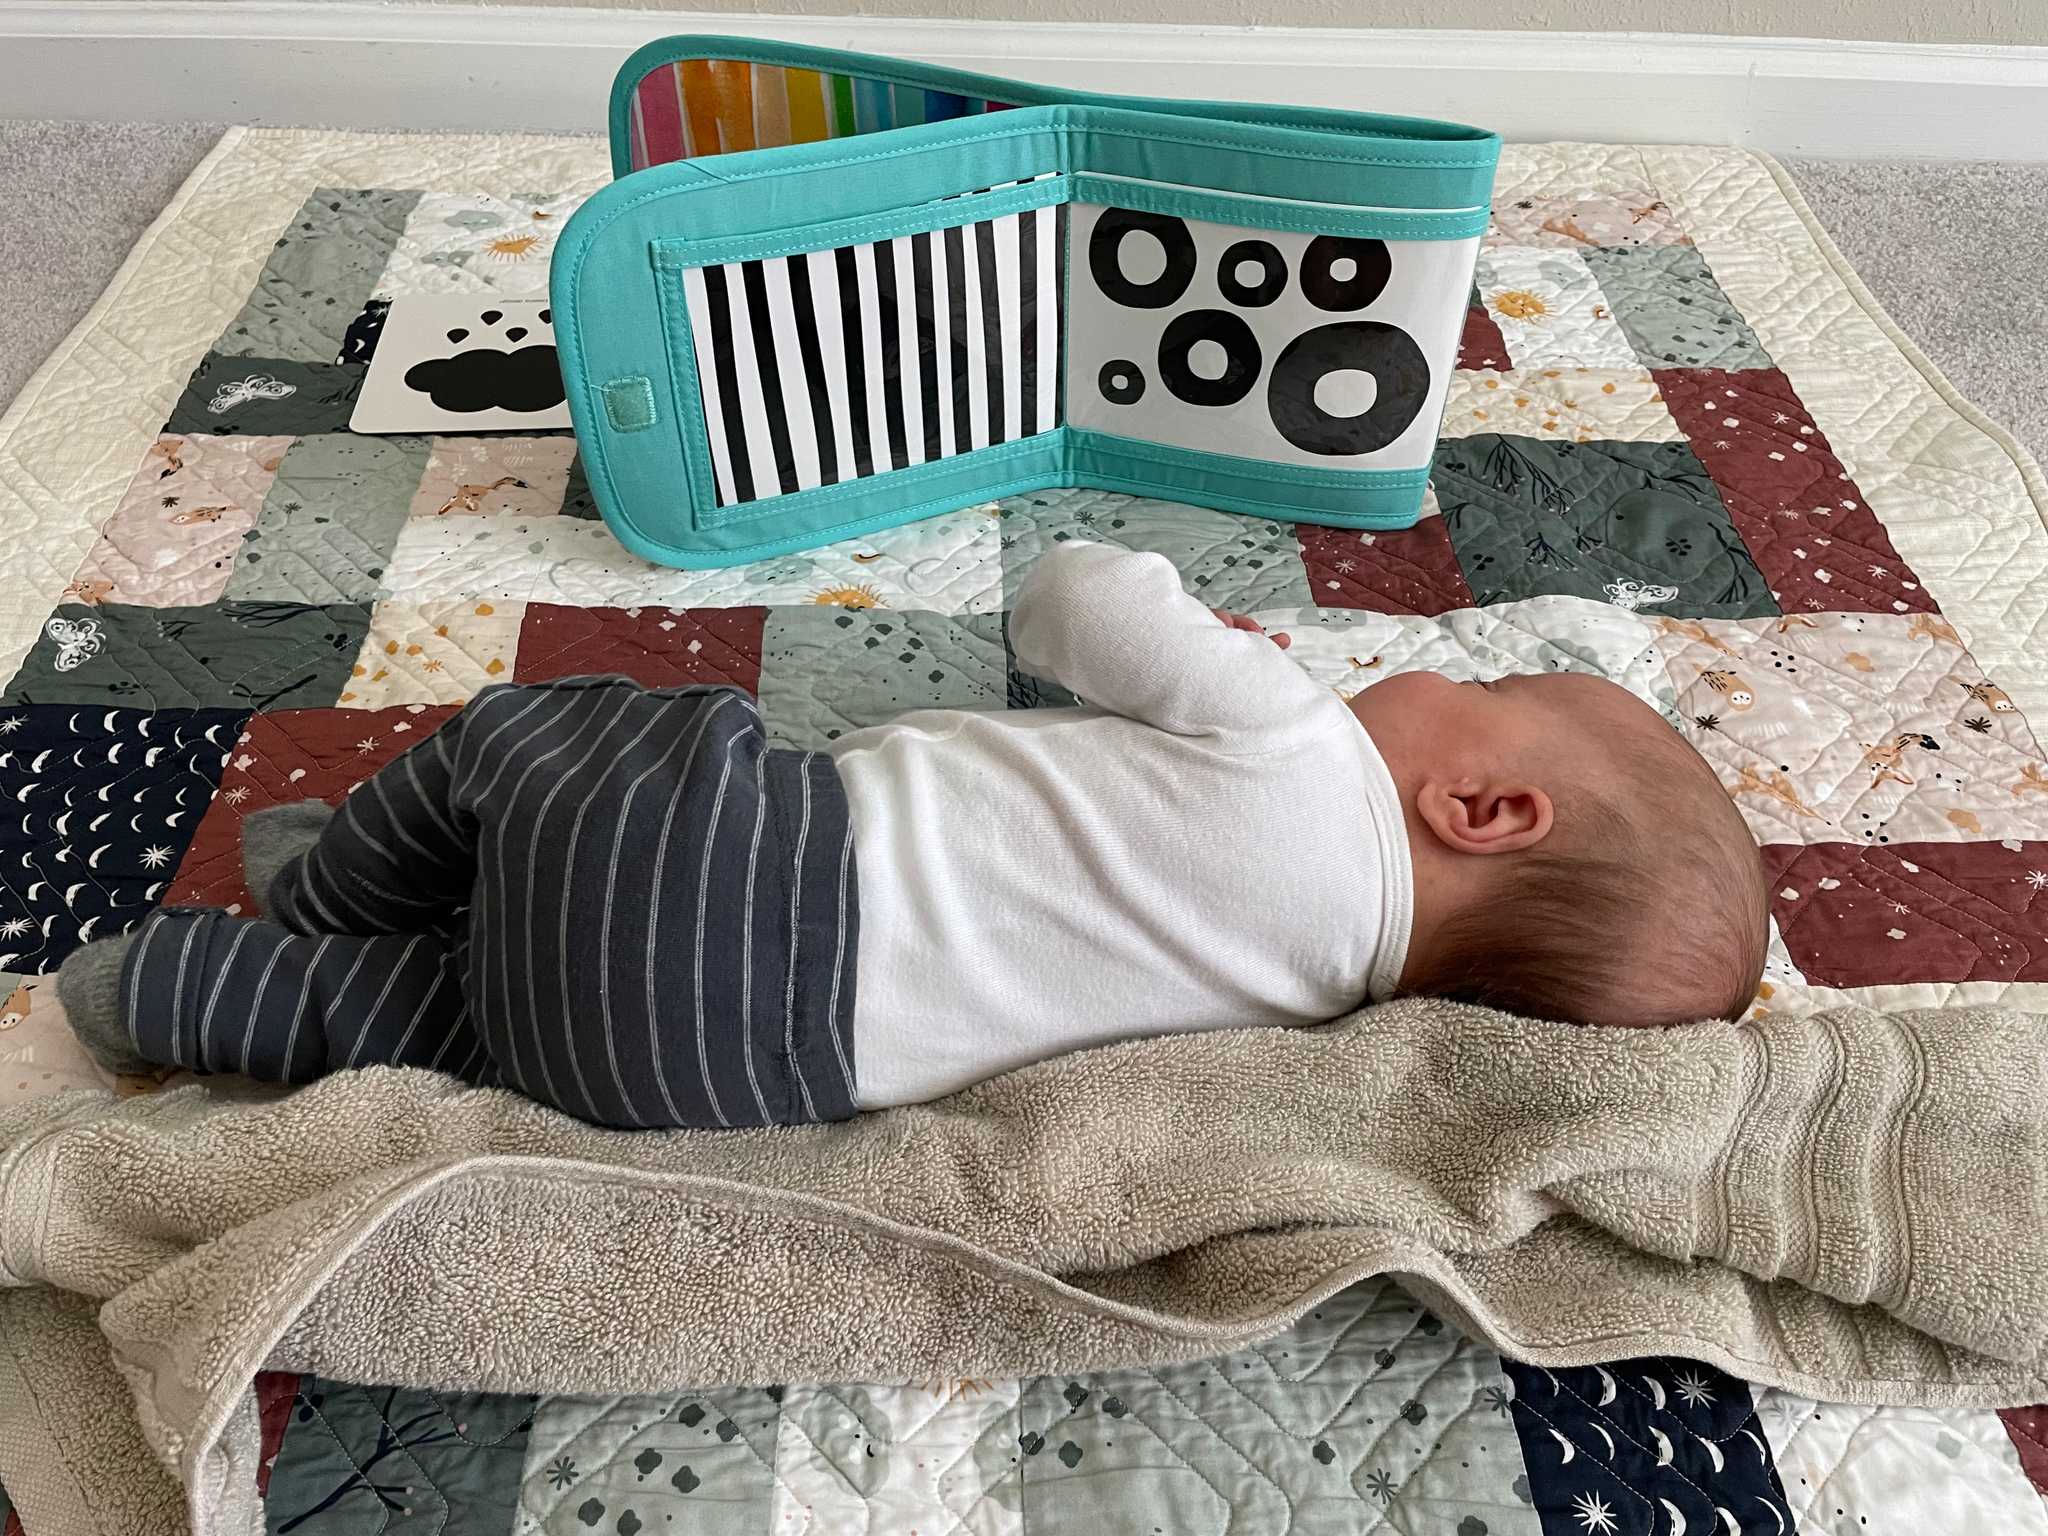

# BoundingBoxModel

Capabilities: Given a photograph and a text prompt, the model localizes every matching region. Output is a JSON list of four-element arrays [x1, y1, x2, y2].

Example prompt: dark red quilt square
[[1457, 305, 1511, 372], [2002, 1408, 2048, 1497], [1763, 840, 2048, 989], [1655, 368, 1936, 616], [515, 604, 766, 693], [167, 703, 460, 911], [2000, 1407, 2048, 1497], [254, 1372, 302, 1497], [1299, 519, 1474, 616]]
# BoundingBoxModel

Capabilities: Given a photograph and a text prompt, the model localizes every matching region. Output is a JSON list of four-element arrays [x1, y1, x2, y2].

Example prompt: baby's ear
[[1416, 777, 1554, 855]]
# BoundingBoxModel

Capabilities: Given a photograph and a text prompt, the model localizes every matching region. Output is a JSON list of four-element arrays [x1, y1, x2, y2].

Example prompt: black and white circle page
[[1064, 203, 1479, 471]]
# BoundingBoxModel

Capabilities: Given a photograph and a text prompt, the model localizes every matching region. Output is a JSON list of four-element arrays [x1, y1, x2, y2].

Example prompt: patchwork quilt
[[0, 127, 2045, 1534]]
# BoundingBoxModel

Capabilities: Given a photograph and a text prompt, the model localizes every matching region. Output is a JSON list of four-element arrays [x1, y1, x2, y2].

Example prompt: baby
[[58, 541, 1769, 1127]]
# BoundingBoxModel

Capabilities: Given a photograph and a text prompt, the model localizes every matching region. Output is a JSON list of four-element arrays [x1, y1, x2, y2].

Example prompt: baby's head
[[1349, 669, 1768, 1028]]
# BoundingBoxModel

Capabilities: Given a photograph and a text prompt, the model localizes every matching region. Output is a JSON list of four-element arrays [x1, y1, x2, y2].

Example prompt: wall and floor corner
[[44, 0, 2048, 46], [1, 2, 2045, 159]]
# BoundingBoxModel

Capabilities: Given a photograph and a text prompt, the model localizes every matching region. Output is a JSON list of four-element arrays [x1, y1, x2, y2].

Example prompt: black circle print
[[446, 328, 469, 343], [1098, 360, 1146, 405], [1300, 236, 1392, 312], [1089, 207, 1197, 310], [1218, 240, 1286, 307], [1158, 310, 1261, 408], [1268, 320, 1429, 455]]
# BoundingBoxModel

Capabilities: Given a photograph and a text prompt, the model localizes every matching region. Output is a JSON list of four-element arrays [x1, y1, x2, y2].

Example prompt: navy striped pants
[[120, 680, 860, 1129]]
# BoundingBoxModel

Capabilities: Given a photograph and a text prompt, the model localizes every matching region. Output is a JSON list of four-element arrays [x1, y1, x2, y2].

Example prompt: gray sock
[[56, 931, 149, 1075], [242, 800, 336, 913]]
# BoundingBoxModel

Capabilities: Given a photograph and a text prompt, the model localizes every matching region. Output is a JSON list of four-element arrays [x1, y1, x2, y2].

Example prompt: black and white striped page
[[682, 200, 1064, 509]]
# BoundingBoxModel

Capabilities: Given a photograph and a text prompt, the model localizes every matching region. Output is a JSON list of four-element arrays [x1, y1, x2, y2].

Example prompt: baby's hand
[[1210, 608, 1291, 650]]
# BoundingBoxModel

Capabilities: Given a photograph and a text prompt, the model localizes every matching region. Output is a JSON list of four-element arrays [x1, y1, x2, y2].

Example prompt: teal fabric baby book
[[551, 38, 1502, 568]]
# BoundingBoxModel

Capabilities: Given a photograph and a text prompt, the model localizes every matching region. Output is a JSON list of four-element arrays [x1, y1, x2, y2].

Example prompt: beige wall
[[131, 0, 2045, 48]]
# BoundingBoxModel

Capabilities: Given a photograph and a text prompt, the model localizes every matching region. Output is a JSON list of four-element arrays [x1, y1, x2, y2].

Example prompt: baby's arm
[[1008, 541, 1330, 743]]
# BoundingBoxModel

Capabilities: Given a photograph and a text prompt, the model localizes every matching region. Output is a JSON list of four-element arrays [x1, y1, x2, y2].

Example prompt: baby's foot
[[55, 931, 149, 1075], [241, 801, 336, 914]]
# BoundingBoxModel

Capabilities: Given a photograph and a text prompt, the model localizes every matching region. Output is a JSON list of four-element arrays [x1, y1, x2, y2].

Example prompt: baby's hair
[[1402, 716, 1769, 1028]]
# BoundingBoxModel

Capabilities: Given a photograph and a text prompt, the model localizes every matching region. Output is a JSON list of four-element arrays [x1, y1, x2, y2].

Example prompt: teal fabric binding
[[554, 38, 1501, 570]]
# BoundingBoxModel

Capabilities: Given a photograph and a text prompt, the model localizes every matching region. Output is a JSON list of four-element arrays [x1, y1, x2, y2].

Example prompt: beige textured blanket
[[2, 998, 2045, 1533]]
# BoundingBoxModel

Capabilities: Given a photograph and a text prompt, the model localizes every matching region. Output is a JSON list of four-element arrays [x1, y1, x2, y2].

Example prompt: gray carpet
[[1783, 156, 2047, 471], [0, 124, 2040, 475], [0, 122, 225, 412]]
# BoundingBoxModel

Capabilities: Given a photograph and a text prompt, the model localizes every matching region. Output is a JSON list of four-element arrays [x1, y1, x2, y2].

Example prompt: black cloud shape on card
[[403, 345, 565, 414]]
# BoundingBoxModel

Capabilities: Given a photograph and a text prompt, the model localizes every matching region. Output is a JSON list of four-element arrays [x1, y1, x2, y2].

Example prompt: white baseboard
[[4, 2, 2045, 160]]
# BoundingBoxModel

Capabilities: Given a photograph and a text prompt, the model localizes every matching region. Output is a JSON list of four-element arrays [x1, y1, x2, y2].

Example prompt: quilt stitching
[[1764, 1396, 2048, 1532], [781, 1381, 1016, 1533], [519, 1391, 783, 1530], [286, 1388, 452, 1534]]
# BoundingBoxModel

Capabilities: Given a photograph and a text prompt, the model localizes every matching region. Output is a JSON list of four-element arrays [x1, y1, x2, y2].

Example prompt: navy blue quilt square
[[1505, 1358, 1794, 1536], [0, 704, 249, 971]]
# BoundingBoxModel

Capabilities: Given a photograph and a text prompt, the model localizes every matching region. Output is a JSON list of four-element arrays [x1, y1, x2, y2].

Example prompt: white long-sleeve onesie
[[828, 540, 1414, 1108]]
